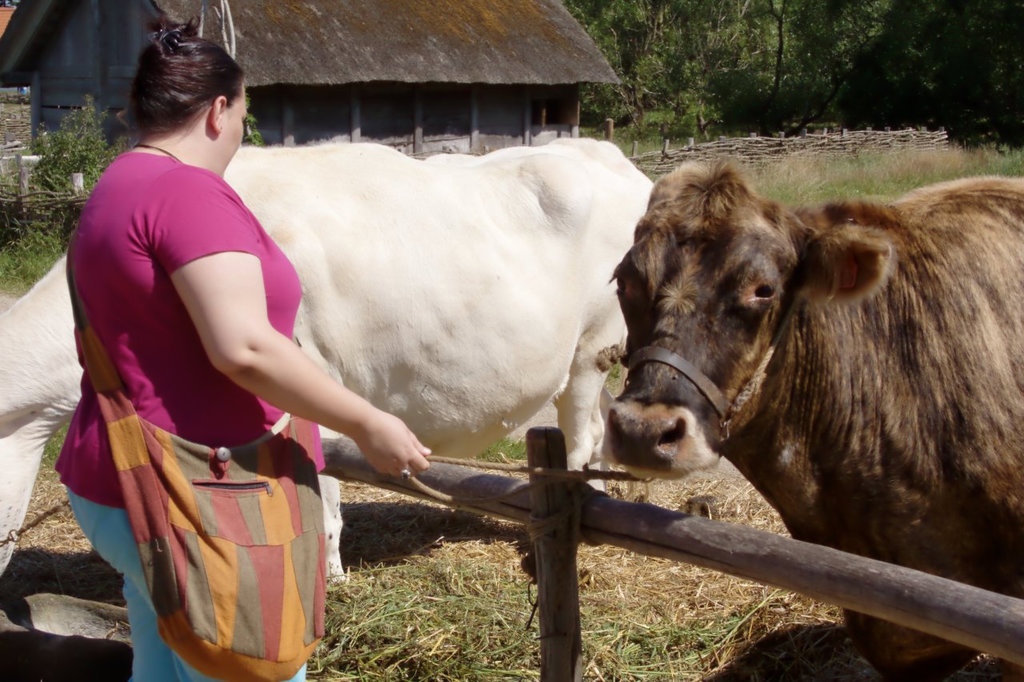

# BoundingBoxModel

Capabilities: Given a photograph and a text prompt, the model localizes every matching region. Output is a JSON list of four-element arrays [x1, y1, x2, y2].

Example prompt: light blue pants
[[67, 490, 308, 682]]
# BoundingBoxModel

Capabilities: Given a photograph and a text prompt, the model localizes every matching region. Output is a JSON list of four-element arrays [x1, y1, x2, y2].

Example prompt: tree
[[706, 0, 891, 135], [564, 0, 688, 128], [839, 0, 1024, 145], [567, 0, 1023, 145], [565, 0, 760, 138]]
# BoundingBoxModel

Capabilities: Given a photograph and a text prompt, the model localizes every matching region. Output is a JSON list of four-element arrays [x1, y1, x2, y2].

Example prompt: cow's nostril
[[658, 418, 686, 446]]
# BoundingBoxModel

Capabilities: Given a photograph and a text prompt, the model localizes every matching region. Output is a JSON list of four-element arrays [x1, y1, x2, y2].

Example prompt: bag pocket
[[191, 478, 279, 546]]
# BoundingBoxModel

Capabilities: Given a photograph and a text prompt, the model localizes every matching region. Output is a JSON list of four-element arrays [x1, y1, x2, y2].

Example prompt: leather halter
[[627, 301, 798, 439], [628, 347, 728, 418]]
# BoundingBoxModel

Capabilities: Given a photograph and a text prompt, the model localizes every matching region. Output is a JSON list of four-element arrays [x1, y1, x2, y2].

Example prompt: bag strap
[[66, 236, 125, 396]]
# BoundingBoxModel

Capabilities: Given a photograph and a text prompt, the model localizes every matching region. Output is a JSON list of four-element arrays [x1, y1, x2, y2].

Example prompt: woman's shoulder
[[128, 158, 245, 211]]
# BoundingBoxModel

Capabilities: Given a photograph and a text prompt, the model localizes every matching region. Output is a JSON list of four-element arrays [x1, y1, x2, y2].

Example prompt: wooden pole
[[71, 173, 84, 195], [527, 428, 583, 682], [413, 86, 423, 155], [16, 155, 28, 197], [350, 85, 361, 144], [603, 118, 614, 141], [470, 86, 480, 153]]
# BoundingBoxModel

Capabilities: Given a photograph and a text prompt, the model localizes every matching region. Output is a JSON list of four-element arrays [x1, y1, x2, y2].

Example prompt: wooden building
[[0, 0, 618, 152]]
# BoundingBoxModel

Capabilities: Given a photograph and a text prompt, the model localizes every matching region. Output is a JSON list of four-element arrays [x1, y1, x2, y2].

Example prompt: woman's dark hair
[[130, 16, 244, 135]]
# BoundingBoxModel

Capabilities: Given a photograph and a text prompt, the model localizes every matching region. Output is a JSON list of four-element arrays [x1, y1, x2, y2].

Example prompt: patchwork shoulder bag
[[67, 256, 326, 681]]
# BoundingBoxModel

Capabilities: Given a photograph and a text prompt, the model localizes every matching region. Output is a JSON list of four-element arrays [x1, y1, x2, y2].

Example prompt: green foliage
[[0, 227, 65, 294], [243, 92, 264, 147], [0, 95, 124, 292], [568, 0, 1022, 145], [30, 95, 126, 193], [479, 438, 526, 463], [840, 0, 1024, 146], [43, 424, 68, 468], [699, 0, 890, 135]]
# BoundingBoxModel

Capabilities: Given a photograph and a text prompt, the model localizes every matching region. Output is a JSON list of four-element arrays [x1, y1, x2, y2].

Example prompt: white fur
[[0, 139, 652, 577]]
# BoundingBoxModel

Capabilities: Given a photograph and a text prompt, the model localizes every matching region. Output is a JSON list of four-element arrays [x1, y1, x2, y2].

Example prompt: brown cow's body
[[604, 164, 1024, 680]]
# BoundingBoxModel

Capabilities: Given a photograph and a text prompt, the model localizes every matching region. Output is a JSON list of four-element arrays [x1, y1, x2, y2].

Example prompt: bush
[[243, 92, 264, 147], [30, 95, 126, 193], [0, 96, 125, 288]]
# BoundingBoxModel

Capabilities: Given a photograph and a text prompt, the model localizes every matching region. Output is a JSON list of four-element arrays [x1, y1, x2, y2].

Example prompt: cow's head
[[604, 162, 894, 477]]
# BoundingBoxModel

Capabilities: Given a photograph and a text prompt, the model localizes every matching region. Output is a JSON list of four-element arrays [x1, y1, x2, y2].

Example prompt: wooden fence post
[[71, 173, 84, 195], [527, 427, 583, 682], [16, 154, 28, 197], [603, 118, 614, 141]]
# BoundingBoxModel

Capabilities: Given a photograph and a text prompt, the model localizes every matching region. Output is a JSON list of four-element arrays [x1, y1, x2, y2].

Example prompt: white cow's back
[[227, 140, 651, 461]]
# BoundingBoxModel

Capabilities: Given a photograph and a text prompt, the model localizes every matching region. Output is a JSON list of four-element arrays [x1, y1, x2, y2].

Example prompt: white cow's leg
[[0, 257, 82, 577], [318, 474, 345, 582], [553, 356, 610, 473], [0, 418, 62, 574]]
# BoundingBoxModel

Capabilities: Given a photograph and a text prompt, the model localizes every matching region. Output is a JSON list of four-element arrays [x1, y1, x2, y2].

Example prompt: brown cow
[[603, 162, 1024, 680]]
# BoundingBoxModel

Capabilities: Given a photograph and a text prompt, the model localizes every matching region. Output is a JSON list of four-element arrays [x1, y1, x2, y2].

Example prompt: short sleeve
[[135, 166, 262, 274]]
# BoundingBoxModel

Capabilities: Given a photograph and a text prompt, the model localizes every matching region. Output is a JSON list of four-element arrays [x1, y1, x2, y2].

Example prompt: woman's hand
[[350, 408, 432, 478]]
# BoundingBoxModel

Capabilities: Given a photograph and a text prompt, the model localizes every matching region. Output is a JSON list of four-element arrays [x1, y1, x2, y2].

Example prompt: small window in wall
[[531, 98, 574, 126]]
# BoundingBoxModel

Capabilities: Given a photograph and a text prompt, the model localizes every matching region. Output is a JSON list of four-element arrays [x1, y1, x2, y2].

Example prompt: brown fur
[[608, 163, 1024, 680]]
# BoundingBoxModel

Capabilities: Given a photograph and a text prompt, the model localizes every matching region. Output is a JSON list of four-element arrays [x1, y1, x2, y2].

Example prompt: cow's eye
[[754, 284, 775, 299]]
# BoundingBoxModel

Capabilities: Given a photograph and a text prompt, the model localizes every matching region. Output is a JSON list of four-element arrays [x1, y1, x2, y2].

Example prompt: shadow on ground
[[705, 622, 1001, 682], [0, 547, 121, 604], [340, 500, 528, 567]]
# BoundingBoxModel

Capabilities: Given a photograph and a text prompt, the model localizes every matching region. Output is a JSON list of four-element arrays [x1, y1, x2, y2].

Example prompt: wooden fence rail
[[322, 431, 1024, 673]]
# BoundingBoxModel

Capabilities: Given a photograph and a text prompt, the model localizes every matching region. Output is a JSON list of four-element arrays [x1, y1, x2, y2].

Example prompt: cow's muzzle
[[604, 398, 720, 478]]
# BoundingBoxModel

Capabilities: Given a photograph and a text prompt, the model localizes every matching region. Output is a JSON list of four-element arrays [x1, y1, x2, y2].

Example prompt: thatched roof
[[154, 0, 618, 87]]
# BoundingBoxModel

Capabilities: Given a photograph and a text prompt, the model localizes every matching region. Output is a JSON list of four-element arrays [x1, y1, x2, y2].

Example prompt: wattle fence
[[629, 127, 950, 176], [323, 428, 1024, 681]]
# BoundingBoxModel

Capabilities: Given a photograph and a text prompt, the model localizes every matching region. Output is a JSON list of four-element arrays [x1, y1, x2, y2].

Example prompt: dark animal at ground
[[603, 162, 1024, 680], [0, 593, 131, 681]]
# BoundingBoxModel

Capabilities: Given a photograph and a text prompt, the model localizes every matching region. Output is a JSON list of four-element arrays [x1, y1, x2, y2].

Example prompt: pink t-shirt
[[58, 152, 323, 507]]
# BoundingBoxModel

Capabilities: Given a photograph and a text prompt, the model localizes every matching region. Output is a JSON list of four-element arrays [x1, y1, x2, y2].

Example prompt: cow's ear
[[798, 224, 894, 303]]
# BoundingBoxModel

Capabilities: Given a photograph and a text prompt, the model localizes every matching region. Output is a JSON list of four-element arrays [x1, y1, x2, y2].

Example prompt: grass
[[43, 424, 67, 468], [0, 228, 65, 295], [746, 146, 1024, 205], [479, 437, 527, 464]]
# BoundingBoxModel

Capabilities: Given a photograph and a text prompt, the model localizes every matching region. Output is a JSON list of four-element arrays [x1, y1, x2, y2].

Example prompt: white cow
[[0, 139, 652, 577]]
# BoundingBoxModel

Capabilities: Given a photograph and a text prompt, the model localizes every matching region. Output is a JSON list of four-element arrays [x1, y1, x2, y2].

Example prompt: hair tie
[[151, 27, 184, 52]]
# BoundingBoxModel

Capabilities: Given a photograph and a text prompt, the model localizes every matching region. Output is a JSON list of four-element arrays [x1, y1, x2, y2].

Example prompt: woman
[[57, 16, 431, 682]]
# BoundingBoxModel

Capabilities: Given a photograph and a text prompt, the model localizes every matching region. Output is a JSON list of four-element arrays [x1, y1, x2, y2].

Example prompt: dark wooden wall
[[250, 83, 581, 152]]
